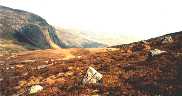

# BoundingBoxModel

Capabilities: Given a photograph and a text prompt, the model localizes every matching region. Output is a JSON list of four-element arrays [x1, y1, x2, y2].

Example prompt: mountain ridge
[[0, 5, 61, 50], [0, 5, 106, 55]]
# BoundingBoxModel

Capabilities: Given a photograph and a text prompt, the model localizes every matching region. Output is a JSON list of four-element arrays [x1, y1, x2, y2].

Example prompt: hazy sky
[[1, 0, 182, 40]]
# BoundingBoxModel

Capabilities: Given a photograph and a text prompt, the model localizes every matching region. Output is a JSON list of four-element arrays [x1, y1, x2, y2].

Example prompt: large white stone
[[29, 85, 43, 94], [150, 49, 167, 56], [82, 67, 103, 84]]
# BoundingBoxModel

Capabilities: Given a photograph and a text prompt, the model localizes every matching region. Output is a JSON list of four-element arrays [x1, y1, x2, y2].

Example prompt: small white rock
[[22, 72, 28, 76], [82, 67, 103, 84], [77, 56, 82, 58], [150, 49, 167, 56], [44, 61, 49, 63], [37, 65, 48, 69], [29, 85, 43, 94], [0, 78, 3, 82]]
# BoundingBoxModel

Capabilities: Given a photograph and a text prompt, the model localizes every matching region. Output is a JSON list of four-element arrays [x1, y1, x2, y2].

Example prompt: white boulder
[[29, 85, 43, 94], [149, 49, 167, 56], [82, 67, 103, 84]]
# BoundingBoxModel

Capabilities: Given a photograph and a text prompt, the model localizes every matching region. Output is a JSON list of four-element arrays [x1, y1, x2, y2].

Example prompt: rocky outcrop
[[0, 5, 60, 52], [0, 5, 106, 54]]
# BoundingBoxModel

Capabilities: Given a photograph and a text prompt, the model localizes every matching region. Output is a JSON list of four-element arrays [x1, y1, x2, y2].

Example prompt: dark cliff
[[0, 5, 60, 53]]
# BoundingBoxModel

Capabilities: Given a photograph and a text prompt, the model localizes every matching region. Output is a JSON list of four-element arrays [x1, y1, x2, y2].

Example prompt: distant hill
[[111, 31, 182, 52], [81, 32, 140, 46], [55, 28, 107, 48]]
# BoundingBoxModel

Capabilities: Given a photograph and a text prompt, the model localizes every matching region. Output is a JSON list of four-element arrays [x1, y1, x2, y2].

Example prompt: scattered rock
[[21, 60, 36, 63], [82, 67, 103, 84], [43, 61, 49, 63], [92, 89, 99, 93], [29, 85, 43, 94], [77, 56, 82, 58], [0, 78, 3, 82], [16, 64, 24, 68], [176, 53, 182, 57], [10, 55, 17, 58], [48, 59, 54, 64], [22, 72, 28, 76], [149, 49, 167, 56], [57, 73, 64, 77], [68, 66, 73, 70], [91, 89, 100, 96], [64, 71, 74, 77], [37, 65, 48, 69], [161, 35, 174, 44]]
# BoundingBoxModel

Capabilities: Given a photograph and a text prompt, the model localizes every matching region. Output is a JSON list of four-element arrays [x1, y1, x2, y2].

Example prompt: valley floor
[[0, 47, 181, 96]]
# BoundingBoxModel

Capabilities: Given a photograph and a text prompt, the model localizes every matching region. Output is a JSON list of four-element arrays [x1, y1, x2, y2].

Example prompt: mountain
[[80, 32, 141, 46], [55, 28, 107, 48], [0, 5, 106, 55], [0, 5, 61, 53]]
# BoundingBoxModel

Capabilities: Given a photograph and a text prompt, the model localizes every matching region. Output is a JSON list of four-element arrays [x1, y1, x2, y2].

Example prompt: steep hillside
[[0, 5, 107, 55], [0, 5, 61, 53], [111, 31, 182, 52]]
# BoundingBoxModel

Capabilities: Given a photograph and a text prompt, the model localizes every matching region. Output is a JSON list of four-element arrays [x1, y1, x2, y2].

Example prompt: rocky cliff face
[[0, 5, 107, 54], [0, 5, 60, 53]]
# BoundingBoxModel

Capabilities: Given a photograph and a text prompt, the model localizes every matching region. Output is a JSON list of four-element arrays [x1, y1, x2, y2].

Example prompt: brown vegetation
[[0, 32, 181, 96]]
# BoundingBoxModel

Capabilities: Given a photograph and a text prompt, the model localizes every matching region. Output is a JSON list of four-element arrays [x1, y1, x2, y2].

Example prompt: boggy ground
[[0, 45, 181, 96]]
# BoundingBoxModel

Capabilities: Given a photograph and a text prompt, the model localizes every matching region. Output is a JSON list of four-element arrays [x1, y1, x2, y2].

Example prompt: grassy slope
[[0, 32, 181, 96]]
